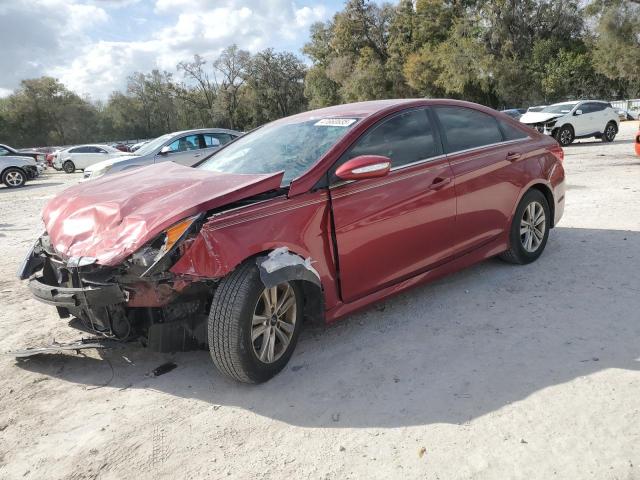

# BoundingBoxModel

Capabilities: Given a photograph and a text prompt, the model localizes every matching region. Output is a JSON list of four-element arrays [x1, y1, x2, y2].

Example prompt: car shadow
[[15, 226, 640, 428], [568, 138, 634, 147]]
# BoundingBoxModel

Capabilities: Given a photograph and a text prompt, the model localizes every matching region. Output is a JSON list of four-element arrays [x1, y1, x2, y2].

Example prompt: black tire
[[601, 122, 617, 142], [499, 189, 551, 265], [2, 167, 27, 188], [63, 161, 75, 174], [554, 125, 574, 146], [208, 261, 303, 383]]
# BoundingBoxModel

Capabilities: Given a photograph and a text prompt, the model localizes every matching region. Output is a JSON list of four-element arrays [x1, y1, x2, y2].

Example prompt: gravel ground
[[0, 122, 639, 480]]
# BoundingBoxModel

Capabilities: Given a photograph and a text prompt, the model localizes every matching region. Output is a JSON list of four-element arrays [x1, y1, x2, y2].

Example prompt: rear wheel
[[63, 161, 75, 173], [500, 189, 551, 265], [208, 261, 302, 383], [601, 122, 617, 142], [2, 168, 26, 188], [554, 125, 574, 146]]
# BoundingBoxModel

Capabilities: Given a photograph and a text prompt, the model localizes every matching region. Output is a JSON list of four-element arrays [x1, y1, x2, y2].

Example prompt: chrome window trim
[[444, 137, 529, 157], [390, 154, 447, 172]]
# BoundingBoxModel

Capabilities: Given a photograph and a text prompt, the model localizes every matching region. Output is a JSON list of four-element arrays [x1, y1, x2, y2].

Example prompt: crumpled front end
[[19, 231, 212, 352]]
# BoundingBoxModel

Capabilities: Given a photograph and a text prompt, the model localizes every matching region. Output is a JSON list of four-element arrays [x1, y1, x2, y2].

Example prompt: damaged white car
[[519, 100, 619, 146]]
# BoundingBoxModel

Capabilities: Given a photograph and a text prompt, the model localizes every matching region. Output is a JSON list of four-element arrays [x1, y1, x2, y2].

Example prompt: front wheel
[[208, 262, 303, 383], [499, 189, 551, 265], [554, 125, 574, 146], [2, 168, 27, 188], [601, 122, 617, 142]]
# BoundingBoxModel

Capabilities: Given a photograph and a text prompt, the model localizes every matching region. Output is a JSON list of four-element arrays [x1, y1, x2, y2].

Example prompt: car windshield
[[134, 134, 173, 156], [197, 118, 359, 185], [541, 103, 579, 114]]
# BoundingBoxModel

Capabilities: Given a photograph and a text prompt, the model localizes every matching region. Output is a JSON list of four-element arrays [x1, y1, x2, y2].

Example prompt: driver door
[[328, 108, 456, 302], [572, 103, 593, 136], [157, 134, 202, 166]]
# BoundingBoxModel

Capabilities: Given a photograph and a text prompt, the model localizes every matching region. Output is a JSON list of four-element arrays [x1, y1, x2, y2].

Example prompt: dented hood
[[43, 162, 283, 266], [519, 112, 564, 124]]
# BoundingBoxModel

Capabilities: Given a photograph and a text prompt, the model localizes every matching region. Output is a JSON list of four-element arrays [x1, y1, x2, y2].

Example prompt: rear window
[[499, 120, 528, 141], [435, 106, 503, 153]]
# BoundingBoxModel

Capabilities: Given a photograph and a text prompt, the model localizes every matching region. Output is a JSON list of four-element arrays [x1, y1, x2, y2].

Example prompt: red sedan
[[20, 99, 565, 383]]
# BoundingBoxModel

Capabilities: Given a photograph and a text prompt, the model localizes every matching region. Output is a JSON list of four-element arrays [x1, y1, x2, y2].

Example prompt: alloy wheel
[[605, 124, 616, 141], [251, 283, 297, 364], [520, 201, 546, 253], [559, 128, 572, 146], [5, 171, 24, 187]]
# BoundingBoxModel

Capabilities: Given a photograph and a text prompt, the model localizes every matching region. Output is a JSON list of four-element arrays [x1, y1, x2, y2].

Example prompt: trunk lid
[[43, 162, 283, 266]]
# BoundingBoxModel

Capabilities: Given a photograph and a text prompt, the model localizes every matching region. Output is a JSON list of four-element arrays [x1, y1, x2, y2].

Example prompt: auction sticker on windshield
[[314, 118, 357, 127]]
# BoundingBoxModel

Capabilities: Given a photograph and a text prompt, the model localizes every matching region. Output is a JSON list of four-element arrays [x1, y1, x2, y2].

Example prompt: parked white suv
[[53, 144, 133, 173], [519, 100, 619, 147]]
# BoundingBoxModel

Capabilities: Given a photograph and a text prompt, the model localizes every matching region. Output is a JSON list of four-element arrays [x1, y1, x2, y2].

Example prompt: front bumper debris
[[28, 276, 127, 308]]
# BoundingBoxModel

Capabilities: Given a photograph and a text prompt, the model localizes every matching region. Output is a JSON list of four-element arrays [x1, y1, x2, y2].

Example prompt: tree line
[[1, 0, 638, 148]]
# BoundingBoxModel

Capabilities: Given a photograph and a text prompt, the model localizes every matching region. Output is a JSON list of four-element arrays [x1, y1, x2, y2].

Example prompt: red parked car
[[19, 99, 565, 383], [635, 125, 640, 156]]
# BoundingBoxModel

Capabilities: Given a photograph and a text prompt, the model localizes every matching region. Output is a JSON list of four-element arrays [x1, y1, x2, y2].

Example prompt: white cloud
[[0, 0, 335, 100]]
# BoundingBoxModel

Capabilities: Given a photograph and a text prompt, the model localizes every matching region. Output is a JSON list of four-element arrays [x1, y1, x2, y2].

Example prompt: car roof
[[168, 128, 242, 136], [281, 99, 421, 123]]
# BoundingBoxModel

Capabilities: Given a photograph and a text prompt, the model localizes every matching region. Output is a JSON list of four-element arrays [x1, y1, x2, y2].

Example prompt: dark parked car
[[20, 99, 565, 383], [0, 144, 45, 163], [1, 156, 38, 187]]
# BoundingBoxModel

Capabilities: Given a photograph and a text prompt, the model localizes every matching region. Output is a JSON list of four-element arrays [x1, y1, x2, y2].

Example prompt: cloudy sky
[[0, 0, 348, 100]]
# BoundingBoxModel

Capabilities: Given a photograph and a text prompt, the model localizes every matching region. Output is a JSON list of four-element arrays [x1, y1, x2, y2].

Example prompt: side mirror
[[574, 109, 583, 116], [159, 145, 171, 155], [335, 155, 391, 181]]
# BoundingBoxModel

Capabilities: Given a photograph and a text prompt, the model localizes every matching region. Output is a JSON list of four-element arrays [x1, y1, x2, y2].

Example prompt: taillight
[[547, 144, 564, 163]]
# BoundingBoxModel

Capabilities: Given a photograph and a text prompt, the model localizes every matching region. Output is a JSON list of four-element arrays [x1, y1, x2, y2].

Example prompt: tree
[[245, 49, 307, 125], [213, 45, 251, 130], [590, 0, 640, 95]]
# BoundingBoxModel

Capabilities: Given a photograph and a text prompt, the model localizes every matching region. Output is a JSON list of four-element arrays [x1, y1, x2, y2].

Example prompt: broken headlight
[[131, 214, 203, 276], [545, 120, 557, 128]]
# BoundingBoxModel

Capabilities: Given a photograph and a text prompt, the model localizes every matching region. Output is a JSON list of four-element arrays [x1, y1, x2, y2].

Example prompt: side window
[[590, 103, 605, 113], [69, 147, 85, 154], [168, 134, 200, 152], [435, 106, 503, 153], [498, 120, 528, 141], [336, 108, 440, 174], [0, 147, 9, 156], [204, 133, 234, 147], [95, 147, 108, 154]]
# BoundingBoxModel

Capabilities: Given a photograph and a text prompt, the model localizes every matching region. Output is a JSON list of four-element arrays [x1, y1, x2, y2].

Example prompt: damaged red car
[[19, 99, 565, 383]]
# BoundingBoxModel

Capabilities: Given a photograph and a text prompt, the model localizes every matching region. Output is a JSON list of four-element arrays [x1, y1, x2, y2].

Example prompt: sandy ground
[[0, 122, 639, 480]]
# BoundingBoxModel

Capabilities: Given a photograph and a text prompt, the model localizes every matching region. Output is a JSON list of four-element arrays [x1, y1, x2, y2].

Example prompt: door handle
[[506, 151, 521, 162], [194, 153, 202, 158], [429, 177, 451, 190]]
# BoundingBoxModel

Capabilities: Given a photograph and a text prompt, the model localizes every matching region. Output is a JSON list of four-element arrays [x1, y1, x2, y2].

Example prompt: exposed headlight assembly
[[545, 120, 557, 128], [132, 214, 203, 277]]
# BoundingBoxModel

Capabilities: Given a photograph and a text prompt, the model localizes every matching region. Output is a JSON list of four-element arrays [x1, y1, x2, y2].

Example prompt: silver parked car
[[1, 156, 38, 188], [83, 128, 242, 180]]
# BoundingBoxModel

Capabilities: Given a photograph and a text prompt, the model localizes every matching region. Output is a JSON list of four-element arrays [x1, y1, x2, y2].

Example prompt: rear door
[[202, 132, 237, 158], [434, 106, 529, 254], [329, 107, 456, 302]]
